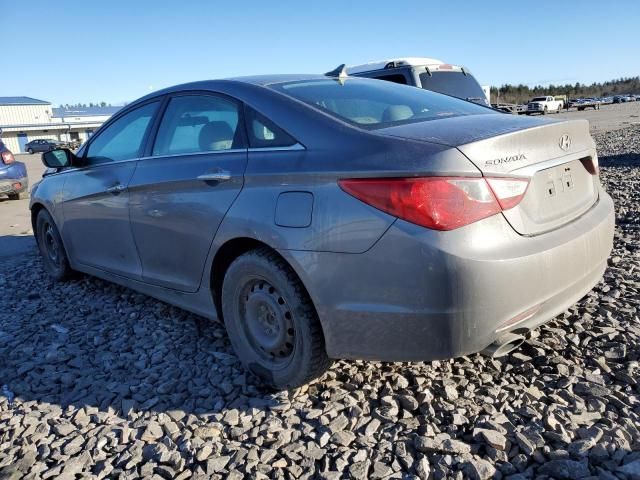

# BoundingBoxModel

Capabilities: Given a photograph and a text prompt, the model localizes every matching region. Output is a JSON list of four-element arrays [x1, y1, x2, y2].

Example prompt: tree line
[[490, 76, 640, 104]]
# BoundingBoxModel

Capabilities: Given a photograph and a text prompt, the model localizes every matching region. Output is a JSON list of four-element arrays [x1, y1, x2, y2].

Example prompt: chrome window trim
[[137, 143, 306, 161], [248, 143, 305, 152], [138, 148, 247, 161]]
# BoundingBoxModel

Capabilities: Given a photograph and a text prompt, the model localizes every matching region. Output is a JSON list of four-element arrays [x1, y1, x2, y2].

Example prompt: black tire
[[542, 106, 548, 115], [27, 148, 33, 154], [7, 192, 24, 200], [221, 247, 331, 389], [35, 209, 74, 281]]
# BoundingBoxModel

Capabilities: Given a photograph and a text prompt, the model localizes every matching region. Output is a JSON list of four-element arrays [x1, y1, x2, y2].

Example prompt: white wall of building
[[0, 104, 53, 126], [1, 102, 113, 153]]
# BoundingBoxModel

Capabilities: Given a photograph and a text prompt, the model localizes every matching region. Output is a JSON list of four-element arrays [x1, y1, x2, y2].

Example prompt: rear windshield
[[419, 71, 487, 103], [271, 78, 490, 129]]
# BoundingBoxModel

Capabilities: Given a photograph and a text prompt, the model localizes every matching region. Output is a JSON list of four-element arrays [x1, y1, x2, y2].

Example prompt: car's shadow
[[0, 234, 36, 259], [0, 251, 300, 420]]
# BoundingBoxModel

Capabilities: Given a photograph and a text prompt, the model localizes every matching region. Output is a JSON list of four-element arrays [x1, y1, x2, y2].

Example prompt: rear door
[[61, 100, 161, 278], [128, 92, 247, 292]]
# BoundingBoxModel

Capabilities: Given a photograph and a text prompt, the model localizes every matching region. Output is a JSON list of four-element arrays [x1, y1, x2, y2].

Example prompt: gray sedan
[[31, 74, 614, 389]]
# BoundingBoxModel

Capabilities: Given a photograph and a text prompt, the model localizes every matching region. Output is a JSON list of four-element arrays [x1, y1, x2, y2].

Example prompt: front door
[[128, 93, 247, 292], [62, 100, 160, 278]]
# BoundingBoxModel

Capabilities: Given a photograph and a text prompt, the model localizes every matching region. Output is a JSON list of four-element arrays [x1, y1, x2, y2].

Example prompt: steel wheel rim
[[239, 278, 295, 367], [43, 223, 60, 265]]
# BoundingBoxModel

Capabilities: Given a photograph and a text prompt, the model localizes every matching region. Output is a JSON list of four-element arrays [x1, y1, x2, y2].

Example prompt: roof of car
[[0, 96, 51, 106], [346, 57, 446, 74], [224, 74, 330, 86]]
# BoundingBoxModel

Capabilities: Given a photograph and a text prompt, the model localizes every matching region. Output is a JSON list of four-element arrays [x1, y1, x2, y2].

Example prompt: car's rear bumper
[[0, 176, 28, 195], [281, 188, 615, 361]]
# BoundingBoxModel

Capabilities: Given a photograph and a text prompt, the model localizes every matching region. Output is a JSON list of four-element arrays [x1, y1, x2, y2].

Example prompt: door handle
[[197, 171, 232, 182], [106, 184, 126, 194]]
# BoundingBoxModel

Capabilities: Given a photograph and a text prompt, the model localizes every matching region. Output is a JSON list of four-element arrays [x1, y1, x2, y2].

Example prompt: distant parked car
[[0, 140, 28, 200], [24, 139, 65, 154], [613, 95, 634, 103]]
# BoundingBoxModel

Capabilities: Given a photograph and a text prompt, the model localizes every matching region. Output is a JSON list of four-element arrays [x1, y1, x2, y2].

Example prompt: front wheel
[[27, 148, 33, 154], [542, 106, 548, 115], [35, 209, 74, 281], [221, 248, 331, 390], [7, 192, 24, 200]]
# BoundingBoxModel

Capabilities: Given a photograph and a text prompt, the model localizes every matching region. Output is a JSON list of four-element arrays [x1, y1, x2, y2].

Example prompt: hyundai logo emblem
[[559, 134, 571, 151]]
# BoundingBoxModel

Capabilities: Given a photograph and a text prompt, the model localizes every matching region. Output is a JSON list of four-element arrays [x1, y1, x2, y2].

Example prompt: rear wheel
[[35, 209, 74, 281], [221, 248, 331, 390]]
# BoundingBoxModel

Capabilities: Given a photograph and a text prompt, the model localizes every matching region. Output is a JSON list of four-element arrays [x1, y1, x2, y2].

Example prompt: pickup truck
[[526, 96, 563, 115]]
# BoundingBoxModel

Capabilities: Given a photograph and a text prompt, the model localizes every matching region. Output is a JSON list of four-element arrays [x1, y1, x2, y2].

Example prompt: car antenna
[[461, 67, 467, 76], [325, 64, 348, 79], [424, 66, 432, 77]]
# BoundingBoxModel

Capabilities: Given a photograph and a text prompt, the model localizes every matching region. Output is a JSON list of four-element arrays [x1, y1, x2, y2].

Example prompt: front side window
[[272, 78, 489, 129], [85, 101, 159, 165], [152, 95, 242, 156]]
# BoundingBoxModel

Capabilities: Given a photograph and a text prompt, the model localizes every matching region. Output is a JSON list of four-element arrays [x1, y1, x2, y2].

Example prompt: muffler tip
[[481, 332, 526, 358]]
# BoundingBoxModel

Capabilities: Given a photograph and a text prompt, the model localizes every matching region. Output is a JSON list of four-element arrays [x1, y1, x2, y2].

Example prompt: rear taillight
[[1, 151, 15, 164], [580, 156, 599, 175], [339, 176, 529, 231]]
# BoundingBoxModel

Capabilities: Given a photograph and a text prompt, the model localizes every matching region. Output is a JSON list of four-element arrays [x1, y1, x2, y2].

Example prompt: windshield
[[271, 78, 490, 129], [419, 71, 487, 103], [531, 97, 547, 102]]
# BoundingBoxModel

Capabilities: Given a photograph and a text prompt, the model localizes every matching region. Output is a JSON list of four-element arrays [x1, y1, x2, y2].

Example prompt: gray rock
[[349, 460, 370, 480], [414, 435, 471, 455], [538, 459, 591, 479], [464, 458, 496, 480], [617, 460, 640, 479], [414, 456, 431, 480], [474, 428, 507, 451], [141, 421, 164, 442], [206, 455, 231, 474]]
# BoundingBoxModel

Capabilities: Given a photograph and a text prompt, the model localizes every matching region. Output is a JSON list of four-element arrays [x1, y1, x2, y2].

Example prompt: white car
[[527, 96, 563, 115], [346, 57, 491, 106]]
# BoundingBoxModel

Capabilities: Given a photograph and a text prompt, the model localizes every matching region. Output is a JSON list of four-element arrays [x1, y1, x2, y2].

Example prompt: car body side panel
[[61, 161, 142, 279], [30, 173, 67, 228], [128, 151, 248, 292]]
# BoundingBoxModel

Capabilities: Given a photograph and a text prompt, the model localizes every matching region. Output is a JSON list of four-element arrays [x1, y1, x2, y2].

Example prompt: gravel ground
[[0, 127, 639, 479]]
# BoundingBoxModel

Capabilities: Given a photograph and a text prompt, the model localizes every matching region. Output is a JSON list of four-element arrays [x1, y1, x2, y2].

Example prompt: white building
[[0, 96, 121, 153]]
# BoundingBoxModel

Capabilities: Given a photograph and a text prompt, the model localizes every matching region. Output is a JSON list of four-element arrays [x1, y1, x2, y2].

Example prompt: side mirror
[[42, 148, 73, 168]]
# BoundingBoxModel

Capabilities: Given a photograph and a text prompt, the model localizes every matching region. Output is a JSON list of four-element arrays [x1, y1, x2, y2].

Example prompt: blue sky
[[2, 0, 638, 105]]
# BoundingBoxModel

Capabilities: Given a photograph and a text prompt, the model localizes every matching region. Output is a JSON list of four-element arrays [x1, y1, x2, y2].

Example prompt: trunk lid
[[377, 115, 599, 235]]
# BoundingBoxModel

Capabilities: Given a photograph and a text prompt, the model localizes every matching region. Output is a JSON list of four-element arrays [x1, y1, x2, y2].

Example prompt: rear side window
[[373, 74, 408, 85], [245, 107, 297, 148], [85, 101, 159, 164], [153, 95, 243, 156]]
